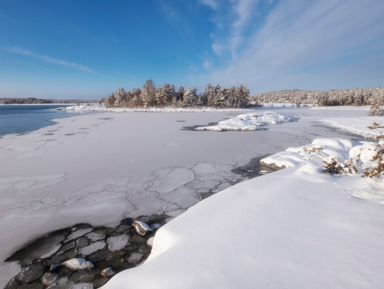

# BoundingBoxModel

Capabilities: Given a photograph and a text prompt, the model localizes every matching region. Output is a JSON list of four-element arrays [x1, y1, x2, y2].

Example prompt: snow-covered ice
[[0, 106, 382, 287]]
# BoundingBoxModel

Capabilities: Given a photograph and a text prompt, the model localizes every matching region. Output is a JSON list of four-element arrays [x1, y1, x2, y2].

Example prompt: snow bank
[[104, 140, 384, 289], [260, 138, 353, 169], [195, 111, 299, 131], [261, 138, 384, 200]]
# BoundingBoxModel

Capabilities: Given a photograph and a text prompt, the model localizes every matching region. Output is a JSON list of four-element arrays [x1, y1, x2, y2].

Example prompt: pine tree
[[182, 87, 197, 107], [363, 122, 384, 178], [235, 84, 250, 108], [105, 92, 116, 108], [369, 97, 383, 116], [114, 88, 127, 107], [176, 86, 185, 105], [156, 83, 175, 107], [132, 88, 143, 107], [141, 79, 156, 107]]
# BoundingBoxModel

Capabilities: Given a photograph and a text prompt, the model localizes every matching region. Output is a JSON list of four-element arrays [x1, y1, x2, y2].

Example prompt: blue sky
[[1, 0, 383, 99]]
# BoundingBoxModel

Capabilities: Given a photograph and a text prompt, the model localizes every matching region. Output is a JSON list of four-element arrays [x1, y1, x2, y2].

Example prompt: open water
[[0, 105, 74, 137]]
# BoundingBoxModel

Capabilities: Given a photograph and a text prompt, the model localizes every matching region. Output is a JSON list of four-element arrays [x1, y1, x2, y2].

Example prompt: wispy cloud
[[204, 0, 261, 58], [202, 0, 384, 92], [3, 47, 96, 73], [230, 0, 258, 55], [233, 0, 254, 29], [199, 0, 219, 10]]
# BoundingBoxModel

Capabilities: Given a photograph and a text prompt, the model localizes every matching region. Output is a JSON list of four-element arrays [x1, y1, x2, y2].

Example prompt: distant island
[[101, 80, 250, 109], [0, 97, 93, 105]]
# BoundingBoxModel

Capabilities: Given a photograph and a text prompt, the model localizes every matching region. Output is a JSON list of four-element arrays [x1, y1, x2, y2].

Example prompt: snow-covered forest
[[102, 80, 250, 108], [102, 83, 384, 109], [251, 87, 384, 106]]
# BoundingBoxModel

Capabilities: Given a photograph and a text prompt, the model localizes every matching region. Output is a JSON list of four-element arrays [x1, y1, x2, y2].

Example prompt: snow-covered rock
[[51, 258, 94, 271], [195, 111, 298, 131], [132, 221, 152, 236], [101, 267, 116, 278]]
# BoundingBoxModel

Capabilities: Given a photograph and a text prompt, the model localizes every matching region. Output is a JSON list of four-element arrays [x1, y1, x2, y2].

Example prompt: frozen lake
[[0, 104, 73, 137], [0, 107, 368, 286]]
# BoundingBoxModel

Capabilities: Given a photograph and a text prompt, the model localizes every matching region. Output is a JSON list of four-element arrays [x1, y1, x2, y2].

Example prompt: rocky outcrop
[[5, 215, 166, 289]]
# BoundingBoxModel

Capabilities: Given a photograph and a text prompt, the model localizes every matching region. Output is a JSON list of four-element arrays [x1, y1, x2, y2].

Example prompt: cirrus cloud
[[200, 0, 384, 92], [3, 47, 96, 74]]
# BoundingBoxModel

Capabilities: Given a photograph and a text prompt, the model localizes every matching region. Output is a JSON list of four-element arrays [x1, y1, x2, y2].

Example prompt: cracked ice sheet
[[0, 108, 368, 287], [149, 167, 195, 194]]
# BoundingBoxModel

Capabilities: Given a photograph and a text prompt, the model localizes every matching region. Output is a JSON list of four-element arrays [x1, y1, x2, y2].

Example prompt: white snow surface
[[261, 138, 354, 169], [1, 106, 383, 288], [195, 111, 298, 131], [104, 161, 384, 289], [322, 116, 384, 138]]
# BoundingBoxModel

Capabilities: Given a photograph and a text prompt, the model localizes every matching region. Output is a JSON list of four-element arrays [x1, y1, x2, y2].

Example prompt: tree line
[[101, 80, 250, 108], [0, 98, 93, 105], [0, 98, 55, 104], [251, 87, 384, 106]]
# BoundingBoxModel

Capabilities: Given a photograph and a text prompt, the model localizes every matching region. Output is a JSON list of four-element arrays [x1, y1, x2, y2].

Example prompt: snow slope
[[104, 160, 384, 289]]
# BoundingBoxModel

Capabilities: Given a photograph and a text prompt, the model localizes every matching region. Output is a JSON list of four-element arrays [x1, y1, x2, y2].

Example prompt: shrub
[[362, 123, 384, 178]]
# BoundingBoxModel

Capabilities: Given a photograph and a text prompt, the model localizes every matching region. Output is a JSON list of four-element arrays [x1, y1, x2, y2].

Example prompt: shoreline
[[0, 104, 79, 139]]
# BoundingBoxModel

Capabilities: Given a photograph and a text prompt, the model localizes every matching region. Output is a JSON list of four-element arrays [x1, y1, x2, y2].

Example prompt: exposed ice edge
[[195, 111, 299, 131]]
